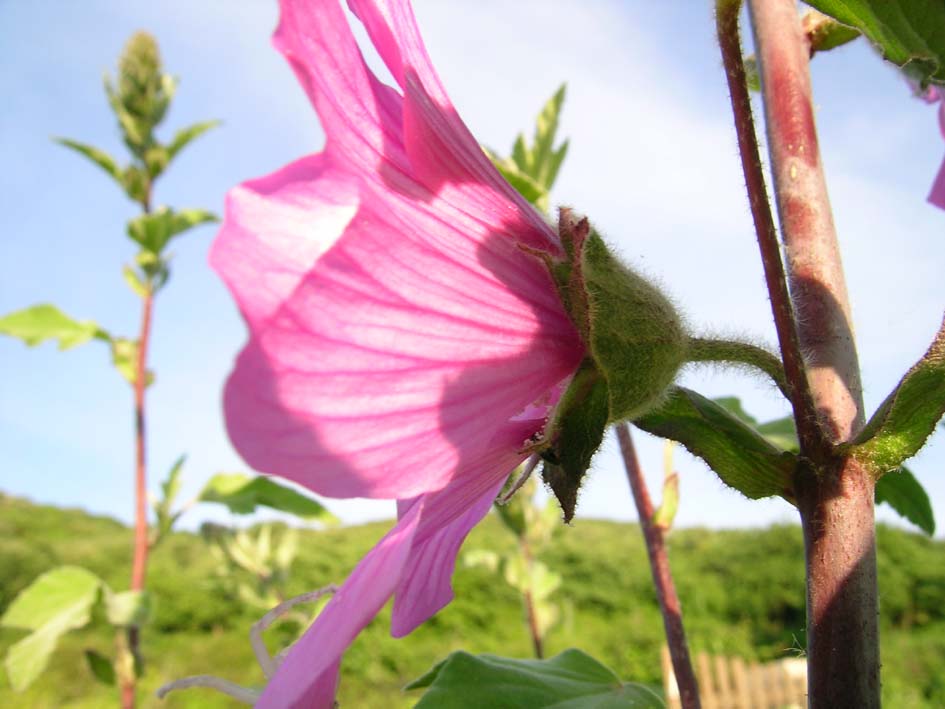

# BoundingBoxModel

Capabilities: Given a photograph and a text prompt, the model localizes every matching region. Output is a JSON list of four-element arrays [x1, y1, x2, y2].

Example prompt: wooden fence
[[661, 646, 807, 709]]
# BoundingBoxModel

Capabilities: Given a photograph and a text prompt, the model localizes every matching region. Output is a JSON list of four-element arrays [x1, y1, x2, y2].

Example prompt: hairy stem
[[715, 0, 823, 454], [747, 2, 877, 705], [718, 0, 879, 705], [616, 424, 700, 709], [687, 336, 790, 398], [122, 290, 154, 709]]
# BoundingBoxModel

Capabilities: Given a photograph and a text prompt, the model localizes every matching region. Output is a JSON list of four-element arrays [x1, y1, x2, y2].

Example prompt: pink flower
[[921, 86, 945, 210], [210, 0, 583, 705]]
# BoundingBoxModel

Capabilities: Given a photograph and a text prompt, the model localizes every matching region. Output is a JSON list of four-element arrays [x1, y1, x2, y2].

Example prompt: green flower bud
[[534, 210, 688, 520], [106, 32, 174, 152]]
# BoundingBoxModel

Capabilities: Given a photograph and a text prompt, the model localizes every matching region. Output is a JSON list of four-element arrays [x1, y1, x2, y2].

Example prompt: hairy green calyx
[[531, 210, 687, 520]]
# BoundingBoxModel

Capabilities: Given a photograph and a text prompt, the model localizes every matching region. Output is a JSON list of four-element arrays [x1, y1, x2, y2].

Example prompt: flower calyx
[[527, 209, 688, 521]]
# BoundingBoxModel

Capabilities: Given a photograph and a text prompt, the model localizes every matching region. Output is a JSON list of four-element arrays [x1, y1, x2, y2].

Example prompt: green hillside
[[1, 494, 943, 707]]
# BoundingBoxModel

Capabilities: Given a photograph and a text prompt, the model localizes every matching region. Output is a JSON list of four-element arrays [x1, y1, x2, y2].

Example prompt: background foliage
[[1, 494, 942, 708]]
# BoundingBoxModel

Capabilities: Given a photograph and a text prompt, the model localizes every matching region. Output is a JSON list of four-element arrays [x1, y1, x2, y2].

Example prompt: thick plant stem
[[717, 1, 879, 706], [123, 290, 154, 709], [747, 2, 877, 706], [616, 424, 700, 709]]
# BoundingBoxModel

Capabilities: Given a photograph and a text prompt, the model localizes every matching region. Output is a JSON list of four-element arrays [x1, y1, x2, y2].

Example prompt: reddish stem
[[714, 0, 823, 455], [616, 424, 700, 709], [717, 1, 879, 705], [123, 290, 154, 709], [747, 2, 878, 706]]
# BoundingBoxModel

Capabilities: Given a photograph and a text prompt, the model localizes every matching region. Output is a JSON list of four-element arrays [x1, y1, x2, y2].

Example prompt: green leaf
[[109, 337, 153, 387], [84, 649, 116, 686], [462, 549, 501, 574], [803, 10, 861, 54], [876, 467, 936, 536], [198, 473, 338, 523], [1, 566, 102, 691], [54, 138, 123, 183], [652, 473, 679, 531], [126, 206, 217, 255], [851, 316, 945, 474], [532, 84, 567, 189], [488, 150, 547, 208], [805, 0, 945, 86], [1, 566, 102, 631], [0, 304, 109, 350], [122, 265, 149, 298], [166, 120, 221, 161], [407, 649, 664, 708], [635, 387, 796, 500], [105, 590, 151, 627]]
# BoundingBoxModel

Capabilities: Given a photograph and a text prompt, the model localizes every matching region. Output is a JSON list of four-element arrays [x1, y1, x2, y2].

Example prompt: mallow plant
[[159, 0, 944, 707]]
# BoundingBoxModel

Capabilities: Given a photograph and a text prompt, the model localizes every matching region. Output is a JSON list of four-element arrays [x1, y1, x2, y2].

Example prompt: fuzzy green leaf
[[805, 0, 945, 86], [1, 566, 103, 691], [852, 316, 945, 474], [54, 138, 123, 183], [0, 304, 109, 350], [407, 649, 663, 708], [198, 473, 338, 523], [636, 388, 795, 500], [166, 120, 220, 161], [876, 467, 935, 536]]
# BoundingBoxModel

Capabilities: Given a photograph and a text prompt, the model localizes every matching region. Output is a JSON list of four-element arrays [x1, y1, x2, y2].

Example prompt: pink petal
[[390, 418, 539, 636], [214, 1, 584, 500], [930, 100, 945, 210], [209, 155, 358, 330], [257, 500, 423, 709], [929, 157, 945, 210]]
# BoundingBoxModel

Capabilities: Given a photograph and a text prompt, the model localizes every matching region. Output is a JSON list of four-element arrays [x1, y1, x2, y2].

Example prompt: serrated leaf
[[635, 387, 795, 500], [2, 566, 102, 691], [166, 119, 220, 161], [532, 84, 567, 189], [84, 649, 116, 686], [876, 466, 935, 536], [54, 138, 123, 183], [0, 304, 109, 350], [198, 473, 338, 523], [406, 649, 664, 708], [851, 316, 945, 474], [805, 0, 945, 86], [105, 590, 151, 627], [126, 206, 217, 255]]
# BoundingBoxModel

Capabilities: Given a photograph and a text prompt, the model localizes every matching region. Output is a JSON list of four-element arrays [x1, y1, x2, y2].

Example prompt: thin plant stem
[[714, 0, 824, 454], [518, 536, 545, 659], [616, 423, 700, 709], [122, 289, 154, 709]]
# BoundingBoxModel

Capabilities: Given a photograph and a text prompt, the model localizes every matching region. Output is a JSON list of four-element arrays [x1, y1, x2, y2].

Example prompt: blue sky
[[1, 1, 943, 534]]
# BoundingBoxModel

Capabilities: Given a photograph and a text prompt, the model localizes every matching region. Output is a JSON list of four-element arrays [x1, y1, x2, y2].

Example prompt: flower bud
[[536, 210, 687, 520]]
